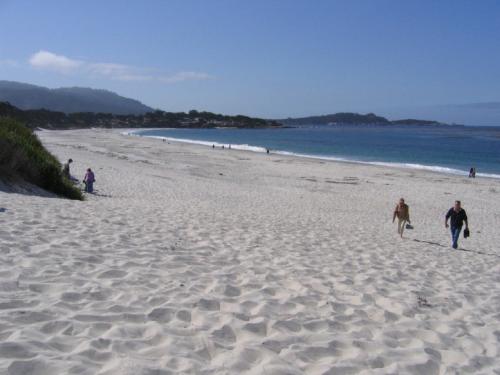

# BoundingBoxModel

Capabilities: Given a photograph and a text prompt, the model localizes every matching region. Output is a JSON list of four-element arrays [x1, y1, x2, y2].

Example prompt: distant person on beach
[[62, 159, 73, 179], [393, 198, 410, 238], [83, 168, 95, 193], [212, 144, 215, 149], [469, 167, 476, 178], [445, 200, 469, 249], [266, 149, 270, 154]]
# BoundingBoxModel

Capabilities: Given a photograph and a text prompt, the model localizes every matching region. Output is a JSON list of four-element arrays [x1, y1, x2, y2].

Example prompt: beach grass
[[0, 118, 83, 200]]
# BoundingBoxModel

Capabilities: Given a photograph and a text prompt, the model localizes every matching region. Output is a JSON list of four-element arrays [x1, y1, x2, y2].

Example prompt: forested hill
[[277, 112, 443, 126], [0, 102, 281, 129]]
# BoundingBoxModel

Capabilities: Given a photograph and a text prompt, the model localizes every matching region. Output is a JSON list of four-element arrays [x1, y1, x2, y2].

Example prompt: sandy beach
[[1, 128, 500, 374]]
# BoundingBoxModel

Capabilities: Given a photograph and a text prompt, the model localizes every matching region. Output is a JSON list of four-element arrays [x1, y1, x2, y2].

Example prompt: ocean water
[[130, 125, 500, 178]]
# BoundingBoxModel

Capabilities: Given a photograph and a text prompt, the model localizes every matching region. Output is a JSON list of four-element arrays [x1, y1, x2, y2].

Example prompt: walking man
[[393, 198, 410, 238], [445, 200, 469, 249]]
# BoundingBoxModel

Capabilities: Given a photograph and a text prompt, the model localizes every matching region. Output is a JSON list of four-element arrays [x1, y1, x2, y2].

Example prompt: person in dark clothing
[[62, 159, 73, 178], [445, 200, 469, 249]]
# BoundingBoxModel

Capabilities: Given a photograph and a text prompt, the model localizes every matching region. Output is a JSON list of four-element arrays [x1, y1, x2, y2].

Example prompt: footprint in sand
[[223, 285, 241, 297], [212, 325, 236, 344], [196, 299, 220, 311], [176, 310, 191, 322], [148, 307, 175, 323], [97, 269, 128, 279], [0, 342, 37, 359]]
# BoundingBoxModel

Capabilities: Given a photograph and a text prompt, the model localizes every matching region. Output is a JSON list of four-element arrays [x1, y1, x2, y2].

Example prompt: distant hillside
[[278, 113, 389, 125], [277, 112, 443, 126], [391, 119, 441, 126], [0, 81, 153, 115], [0, 102, 281, 130], [380, 102, 500, 126]]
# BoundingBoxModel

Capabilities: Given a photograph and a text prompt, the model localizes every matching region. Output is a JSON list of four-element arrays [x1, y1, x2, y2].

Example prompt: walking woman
[[393, 198, 410, 238], [83, 168, 95, 193]]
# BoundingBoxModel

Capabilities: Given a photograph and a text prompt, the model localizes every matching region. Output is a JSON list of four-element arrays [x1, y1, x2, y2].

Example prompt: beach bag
[[464, 228, 470, 238]]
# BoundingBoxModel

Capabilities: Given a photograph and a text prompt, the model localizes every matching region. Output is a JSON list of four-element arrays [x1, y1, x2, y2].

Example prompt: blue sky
[[1, 0, 500, 123]]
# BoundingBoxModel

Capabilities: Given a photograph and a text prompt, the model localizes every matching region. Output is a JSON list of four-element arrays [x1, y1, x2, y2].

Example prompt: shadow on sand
[[0, 178, 55, 198], [84, 190, 112, 198], [413, 239, 447, 248], [413, 238, 499, 258]]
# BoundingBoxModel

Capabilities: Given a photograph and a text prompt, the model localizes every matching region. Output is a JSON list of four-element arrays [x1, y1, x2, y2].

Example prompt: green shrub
[[0, 117, 83, 200]]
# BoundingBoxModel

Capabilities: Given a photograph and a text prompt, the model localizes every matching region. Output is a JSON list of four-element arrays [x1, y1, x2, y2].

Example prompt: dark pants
[[450, 225, 462, 249], [85, 181, 94, 193]]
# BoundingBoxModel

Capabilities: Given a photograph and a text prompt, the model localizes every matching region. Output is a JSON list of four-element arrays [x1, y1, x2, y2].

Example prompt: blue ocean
[[131, 125, 500, 178]]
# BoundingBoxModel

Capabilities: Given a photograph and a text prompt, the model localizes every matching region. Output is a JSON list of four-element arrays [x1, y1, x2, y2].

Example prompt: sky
[[1, 0, 500, 124]]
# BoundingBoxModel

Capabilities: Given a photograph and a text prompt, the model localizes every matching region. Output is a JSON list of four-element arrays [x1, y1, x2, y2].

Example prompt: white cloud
[[29, 51, 82, 73], [86, 62, 152, 81], [88, 62, 129, 76], [160, 71, 214, 83], [28, 50, 213, 83], [112, 73, 154, 82]]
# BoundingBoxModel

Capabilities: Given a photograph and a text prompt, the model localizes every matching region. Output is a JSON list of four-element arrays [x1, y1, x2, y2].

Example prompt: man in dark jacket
[[62, 159, 73, 179], [445, 200, 469, 249]]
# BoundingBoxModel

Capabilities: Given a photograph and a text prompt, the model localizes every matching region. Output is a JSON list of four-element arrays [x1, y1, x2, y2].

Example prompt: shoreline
[[124, 128, 500, 180]]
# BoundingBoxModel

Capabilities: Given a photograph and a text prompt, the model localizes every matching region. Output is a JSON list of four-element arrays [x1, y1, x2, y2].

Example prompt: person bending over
[[62, 159, 73, 179]]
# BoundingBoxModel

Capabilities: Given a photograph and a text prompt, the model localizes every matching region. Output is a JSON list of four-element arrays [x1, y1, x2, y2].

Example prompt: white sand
[[1, 128, 499, 374]]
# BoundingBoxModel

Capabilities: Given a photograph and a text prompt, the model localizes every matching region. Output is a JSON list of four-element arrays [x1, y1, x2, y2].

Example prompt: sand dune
[[1, 129, 499, 374]]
